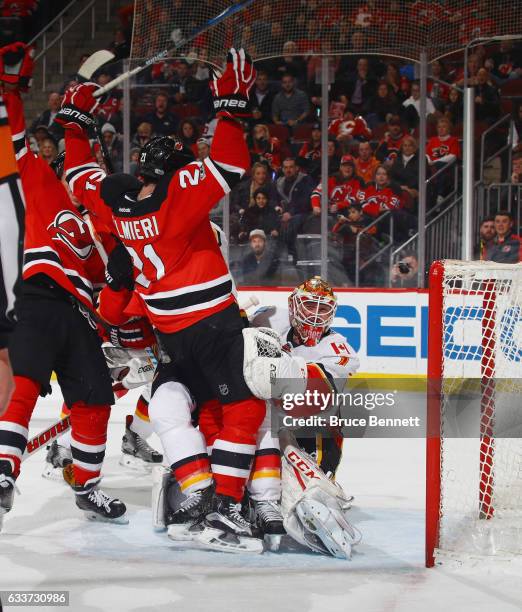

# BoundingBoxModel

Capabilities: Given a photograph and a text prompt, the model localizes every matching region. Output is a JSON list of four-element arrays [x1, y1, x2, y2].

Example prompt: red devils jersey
[[311, 175, 366, 210], [4, 91, 105, 309], [426, 135, 460, 164], [361, 183, 404, 217], [65, 118, 249, 333]]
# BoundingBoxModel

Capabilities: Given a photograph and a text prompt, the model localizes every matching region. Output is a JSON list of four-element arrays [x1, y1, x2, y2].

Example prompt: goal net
[[426, 260, 522, 566]]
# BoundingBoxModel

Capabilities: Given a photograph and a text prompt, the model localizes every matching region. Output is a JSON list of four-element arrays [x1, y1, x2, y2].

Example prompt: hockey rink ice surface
[[1, 384, 521, 612]]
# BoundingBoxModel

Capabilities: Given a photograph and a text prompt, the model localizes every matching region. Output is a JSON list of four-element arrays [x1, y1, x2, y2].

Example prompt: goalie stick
[[93, 0, 255, 97]]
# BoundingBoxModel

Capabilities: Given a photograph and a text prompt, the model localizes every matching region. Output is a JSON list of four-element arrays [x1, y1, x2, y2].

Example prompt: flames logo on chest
[[47, 210, 94, 260]]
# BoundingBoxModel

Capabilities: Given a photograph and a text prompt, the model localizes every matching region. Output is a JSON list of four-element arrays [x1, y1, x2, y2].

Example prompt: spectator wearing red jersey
[[297, 122, 322, 180], [361, 165, 404, 217], [426, 118, 460, 166], [355, 141, 379, 184], [375, 115, 404, 165], [328, 107, 372, 149], [311, 155, 366, 216], [249, 124, 282, 172]]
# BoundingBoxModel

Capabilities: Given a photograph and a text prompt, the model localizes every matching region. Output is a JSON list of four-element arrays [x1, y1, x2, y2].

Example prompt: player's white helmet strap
[[288, 276, 337, 347]]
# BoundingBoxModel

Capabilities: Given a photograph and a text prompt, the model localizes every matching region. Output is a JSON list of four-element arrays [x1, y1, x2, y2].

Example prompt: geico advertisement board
[[238, 288, 429, 375], [238, 287, 522, 376]]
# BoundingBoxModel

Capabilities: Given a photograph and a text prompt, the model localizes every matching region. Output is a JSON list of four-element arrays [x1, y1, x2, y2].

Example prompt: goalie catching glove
[[0, 42, 34, 91], [242, 327, 307, 399], [210, 48, 256, 119], [55, 81, 103, 131]]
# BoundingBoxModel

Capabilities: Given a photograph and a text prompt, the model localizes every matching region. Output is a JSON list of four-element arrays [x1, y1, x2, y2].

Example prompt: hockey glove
[[105, 242, 135, 292], [55, 82, 102, 132], [107, 317, 156, 350], [0, 42, 35, 91], [210, 48, 256, 119]]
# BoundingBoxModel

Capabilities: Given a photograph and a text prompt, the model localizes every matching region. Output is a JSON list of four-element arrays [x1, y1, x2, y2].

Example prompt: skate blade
[[0, 509, 6, 532], [167, 523, 197, 542], [119, 453, 155, 472], [42, 464, 68, 481], [195, 527, 264, 554], [83, 511, 129, 525], [264, 533, 283, 552]]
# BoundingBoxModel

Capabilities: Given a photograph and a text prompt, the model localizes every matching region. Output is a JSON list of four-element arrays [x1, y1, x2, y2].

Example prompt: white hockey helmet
[[288, 276, 337, 347]]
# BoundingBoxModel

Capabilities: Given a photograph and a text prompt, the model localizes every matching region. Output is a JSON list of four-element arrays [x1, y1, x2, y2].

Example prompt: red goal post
[[426, 260, 522, 567]]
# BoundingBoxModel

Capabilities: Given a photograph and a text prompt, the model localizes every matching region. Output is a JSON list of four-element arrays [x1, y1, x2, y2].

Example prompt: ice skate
[[167, 483, 214, 542], [42, 440, 72, 480], [64, 464, 128, 524], [119, 416, 163, 471], [0, 460, 17, 531], [251, 499, 286, 552], [195, 493, 263, 554]]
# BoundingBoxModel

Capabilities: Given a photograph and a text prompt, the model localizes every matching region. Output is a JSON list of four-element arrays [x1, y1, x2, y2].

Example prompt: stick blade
[[77, 50, 116, 81]]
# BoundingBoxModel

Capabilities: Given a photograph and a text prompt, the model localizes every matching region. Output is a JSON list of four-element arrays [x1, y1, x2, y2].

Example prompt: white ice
[[1, 385, 521, 612]]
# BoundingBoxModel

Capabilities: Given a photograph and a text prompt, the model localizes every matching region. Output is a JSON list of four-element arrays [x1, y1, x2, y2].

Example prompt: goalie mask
[[288, 276, 337, 347], [138, 136, 195, 181]]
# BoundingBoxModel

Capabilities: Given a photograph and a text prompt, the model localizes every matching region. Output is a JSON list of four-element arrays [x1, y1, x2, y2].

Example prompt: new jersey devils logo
[[47, 210, 94, 260]]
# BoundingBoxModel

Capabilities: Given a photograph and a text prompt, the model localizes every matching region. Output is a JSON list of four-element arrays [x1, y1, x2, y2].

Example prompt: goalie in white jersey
[[247, 276, 362, 557]]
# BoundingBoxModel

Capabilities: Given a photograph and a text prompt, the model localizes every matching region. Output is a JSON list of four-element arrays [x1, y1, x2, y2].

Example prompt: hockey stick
[[22, 415, 70, 461], [93, 0, 255, 97]]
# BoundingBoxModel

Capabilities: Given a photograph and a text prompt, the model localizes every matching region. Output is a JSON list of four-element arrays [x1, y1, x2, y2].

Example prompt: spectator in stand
[[491, 40, 522, 81], [258, 40, 307, 84], [231, 161, 279, 219], [361, 165, 405, 218], [402, 81, 436, 129], [30, 91, 63, 141], [474, 216, 496, 260], [474, 68, 501, 122], [29, 124, 52, 153], [272, 73, 310, 127], [96, 93, 122, 133], [375, 115, 405, 165], [297, 123, 322, 180], [426, 117, 460, 167], [100, 123, 123, 173], [177, 119, 199, 156], [131, 121, 154, 149], [443, 87, 463, 124], [511, 102, 522, 153], [454, 53, 482, 87], [142, 92, 178, 136], [38, 137, 58, 165], [249, 124, 282, 173], [332, 203, 379, 285], [384, 62, 403, 100], [390, 136, 421, 204], [109, 27, 130, 61], [344, 57, 377, 114], [196, 137, 210, 161], [484, 211, 521, 263], [241, 229, 279, 284], [364, 80, 400, 128], [327, 137, 341, 175], [249, 70, 275, 125], [311, 155, 366, 216], [511, 153, 522, 183], [238, 187, 280, 243], [129, 147, 140, 177], [355, 140, 379, 184], [328, 106, 372, 150], [170, 60, 201, 103], [390, 253, 419, 288], [428, 59, 450, 111], [276, 157, 315, 261]]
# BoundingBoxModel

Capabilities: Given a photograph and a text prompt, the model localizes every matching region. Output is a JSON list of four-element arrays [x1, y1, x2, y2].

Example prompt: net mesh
[[437, 260, 522, 561], [130, 0, 522, 67]]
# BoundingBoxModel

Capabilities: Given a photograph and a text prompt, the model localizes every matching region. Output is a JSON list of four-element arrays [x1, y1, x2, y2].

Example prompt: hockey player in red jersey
[[0, 43, 127, 528], [58, 49, 272, 551], [310, 155, 366, 215]]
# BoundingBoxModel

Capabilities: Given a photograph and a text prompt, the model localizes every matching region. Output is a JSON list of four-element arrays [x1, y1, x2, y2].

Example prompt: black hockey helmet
[[51, 151, 66, 179], [138, 136, 195, 181]]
